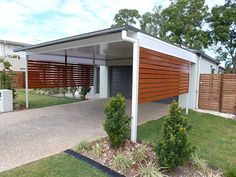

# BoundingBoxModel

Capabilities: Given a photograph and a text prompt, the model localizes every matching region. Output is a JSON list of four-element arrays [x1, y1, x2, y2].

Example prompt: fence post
[[219, 74, 223, 113]]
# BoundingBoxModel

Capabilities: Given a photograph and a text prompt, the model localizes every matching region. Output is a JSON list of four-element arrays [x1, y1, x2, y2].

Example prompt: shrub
[[60, 87, 68, 97], [103, 94, 131, 148], [133, 145, 147, 162], [112, 153, 132, 171], [75, 140, 90, 153], [79, 86, 91, 100], [156, 101, 192, 169], [69, 86, 78, 98], [137, 162, 167, 177]]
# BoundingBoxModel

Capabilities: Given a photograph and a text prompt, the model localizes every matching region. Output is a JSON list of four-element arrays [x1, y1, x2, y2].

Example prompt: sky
[[0, 0, 224, 44]]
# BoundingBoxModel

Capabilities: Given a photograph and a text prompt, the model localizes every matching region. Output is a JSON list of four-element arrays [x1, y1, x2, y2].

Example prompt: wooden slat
[[198, 74, 236, 114], [27, 60, 93, 89], [138, 47, 190, 103]]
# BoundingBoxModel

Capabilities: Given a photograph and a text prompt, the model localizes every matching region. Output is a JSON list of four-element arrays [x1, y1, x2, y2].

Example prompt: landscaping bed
[[74, 138, 223, 177]]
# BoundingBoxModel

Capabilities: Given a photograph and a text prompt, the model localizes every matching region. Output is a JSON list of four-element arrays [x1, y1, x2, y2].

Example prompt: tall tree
[[140, 6, 163, 37], [159, 0, 210, 50], [112, 9, 140, 26], [208, 1, 236, 72]]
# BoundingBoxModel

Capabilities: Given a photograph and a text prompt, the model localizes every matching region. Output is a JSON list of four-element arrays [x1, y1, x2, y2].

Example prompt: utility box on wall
[[0, 89, 13, 112]]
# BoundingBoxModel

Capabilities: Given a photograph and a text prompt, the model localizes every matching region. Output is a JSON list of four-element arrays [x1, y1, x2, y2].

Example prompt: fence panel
[[199, 74, 236, 114]]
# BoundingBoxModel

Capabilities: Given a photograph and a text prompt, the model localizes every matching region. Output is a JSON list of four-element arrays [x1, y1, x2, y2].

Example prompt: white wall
[[99, 66, 109, 98], [179, 56, 219, 110], [0, 42, 26, 72]]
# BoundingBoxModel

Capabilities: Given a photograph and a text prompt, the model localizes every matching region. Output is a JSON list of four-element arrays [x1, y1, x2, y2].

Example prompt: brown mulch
[[78, 138, 223, 177]]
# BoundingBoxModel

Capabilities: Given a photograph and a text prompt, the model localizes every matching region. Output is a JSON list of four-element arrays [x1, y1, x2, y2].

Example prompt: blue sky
[[0, 0, 224, 44]]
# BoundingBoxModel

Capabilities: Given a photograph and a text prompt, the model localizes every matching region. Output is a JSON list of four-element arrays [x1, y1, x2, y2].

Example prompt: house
[[218, 66, 226, 73], [0, 39, 29, 71], [14, 25, 220, 142]]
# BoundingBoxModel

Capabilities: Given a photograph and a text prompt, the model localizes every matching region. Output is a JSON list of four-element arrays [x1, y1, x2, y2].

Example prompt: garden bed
[[74, 138, 223, 177]]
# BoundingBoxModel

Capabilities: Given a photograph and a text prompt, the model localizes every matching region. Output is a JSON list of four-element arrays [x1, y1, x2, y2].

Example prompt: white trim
[[186, 62, 192, 114], [195, 56, 201, 109], [122, 30, 139, 142]]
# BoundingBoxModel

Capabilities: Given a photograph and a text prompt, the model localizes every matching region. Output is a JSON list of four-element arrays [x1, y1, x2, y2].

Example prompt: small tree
[[0, 56, 17, 99], [103, 94, 131, 148], [79, 86, 91, 100], [70, 86, 78, 98], [156, 101, 192, 169]]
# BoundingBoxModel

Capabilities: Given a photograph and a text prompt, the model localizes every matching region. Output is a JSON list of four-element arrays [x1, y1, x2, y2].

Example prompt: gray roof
[[0, 39, 30, 46], [13, 24, 219, 65]]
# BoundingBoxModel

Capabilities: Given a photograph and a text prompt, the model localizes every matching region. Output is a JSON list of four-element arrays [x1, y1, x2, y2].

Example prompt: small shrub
[[70, 86, 78, 98], [79, 86, 91, 100], [156, 101, 193, 169], [92, 142, 104, 157], [75, 140, 90, 153], [103, 94, 131, 148], [191, 149, 208, 171], [133, 145, 147, 162], [112, 153, 132, 171], [137, 162, 167, 177], [60, 87, 68, 97]]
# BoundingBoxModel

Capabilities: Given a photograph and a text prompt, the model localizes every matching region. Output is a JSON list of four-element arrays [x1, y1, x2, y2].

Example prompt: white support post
[[25, 55, 29, 109], [186, 62, 192, 115], [122, 30, 139, 142], [92, 50, 96, 100]]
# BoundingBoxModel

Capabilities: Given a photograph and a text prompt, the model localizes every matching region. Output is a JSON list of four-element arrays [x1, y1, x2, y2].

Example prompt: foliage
[[137, 162, 167, 177], [198, 169, 223, 177], [225, 167, 236, 177], [159, 0, 210, 50], [133, 145, 147, 162], [79, 86, 91, 100], [112, 153, 132, 171], [103, 94, 131, 148], [140, 6, 163, 37], [156, 101, 193, 169], [112, 9, 141, 26], [75, 140, 90, 153], [60, 87, 68, 97], [69, 86, 78, 98], [0, 56, 17, 99], [208, 1, 236, 72], [92, 142, 104, 157], [191, 149, 208, 171]]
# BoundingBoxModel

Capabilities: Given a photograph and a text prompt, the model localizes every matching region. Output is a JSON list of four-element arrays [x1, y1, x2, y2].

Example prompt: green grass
[[138, 110, 236, 173], [15, 90, 80, 109], [0, 153, 107, 177]]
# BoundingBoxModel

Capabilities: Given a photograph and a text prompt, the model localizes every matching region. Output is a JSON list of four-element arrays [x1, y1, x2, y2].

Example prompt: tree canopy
[[208, 1, 236, 72], [112, 9, 141, 26]]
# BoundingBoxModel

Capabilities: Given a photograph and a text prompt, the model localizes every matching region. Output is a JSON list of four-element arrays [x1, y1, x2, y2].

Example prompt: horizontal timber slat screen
[[27, 60, 93, 89], [199, 74, 236, 114], [139, 47, 190, 103], [13, 71, 25, 88]]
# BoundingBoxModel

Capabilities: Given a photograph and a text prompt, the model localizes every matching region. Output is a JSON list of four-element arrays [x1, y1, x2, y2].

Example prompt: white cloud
[[0, 0, 225, 44]]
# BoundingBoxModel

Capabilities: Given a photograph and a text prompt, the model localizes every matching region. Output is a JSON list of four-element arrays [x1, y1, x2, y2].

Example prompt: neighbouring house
[[14, 25, 220, 142], [0, 39, 30, 88], [0, 39, 29, 71], [218, 66, 226, 74]]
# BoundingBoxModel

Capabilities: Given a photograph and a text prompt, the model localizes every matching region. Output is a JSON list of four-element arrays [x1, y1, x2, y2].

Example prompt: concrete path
[[0, 99, 168, 172]]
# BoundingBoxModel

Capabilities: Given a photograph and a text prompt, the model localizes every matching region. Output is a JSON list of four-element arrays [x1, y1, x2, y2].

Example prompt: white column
[[99, 66, 109, 98], [121, 30, 139, 142], [131, 41, 140, 142], [186, 62, 192, 115], [25, 55, 29, 109], [92, 66, 97, 99]]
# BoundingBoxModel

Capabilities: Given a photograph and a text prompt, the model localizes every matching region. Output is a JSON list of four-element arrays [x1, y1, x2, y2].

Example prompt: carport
[[14, 25, 197, 142]]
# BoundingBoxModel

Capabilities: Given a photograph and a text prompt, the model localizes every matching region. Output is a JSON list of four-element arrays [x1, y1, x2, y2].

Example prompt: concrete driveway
[[0, 99, 168, 172]]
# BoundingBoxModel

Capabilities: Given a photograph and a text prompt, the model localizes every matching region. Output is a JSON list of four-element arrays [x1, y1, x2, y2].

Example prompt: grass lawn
[[15, 89, 80, 109], [138, 110, 236, 173], [0, 153, 107, 177]]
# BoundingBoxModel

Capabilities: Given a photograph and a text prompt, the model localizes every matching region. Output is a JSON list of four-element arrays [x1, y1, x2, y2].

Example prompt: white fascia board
[[137, 32, 198, 64], [28, 32, 123, 54]]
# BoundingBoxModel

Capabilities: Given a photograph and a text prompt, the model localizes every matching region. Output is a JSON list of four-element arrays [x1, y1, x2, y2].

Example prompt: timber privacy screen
[[199, 74, 236, 115], [139, 47, 190, 103], [27, 60, 93, 89]]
